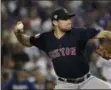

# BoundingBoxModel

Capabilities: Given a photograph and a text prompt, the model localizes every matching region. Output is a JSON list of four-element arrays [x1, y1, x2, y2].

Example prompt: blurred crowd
[[1, 0, 111, 89]]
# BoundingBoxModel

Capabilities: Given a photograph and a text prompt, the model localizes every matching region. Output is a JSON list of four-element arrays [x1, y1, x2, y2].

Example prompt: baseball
[[16, 22, 24, 30]]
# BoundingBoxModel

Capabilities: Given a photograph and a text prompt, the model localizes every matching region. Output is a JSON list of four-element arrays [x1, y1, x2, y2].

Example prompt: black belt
[[58, 73, 91, 84]]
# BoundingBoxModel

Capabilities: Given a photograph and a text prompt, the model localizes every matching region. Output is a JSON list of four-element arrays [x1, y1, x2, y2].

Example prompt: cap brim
[[68, 14, 75, 17], [59, 14, 75, 20]]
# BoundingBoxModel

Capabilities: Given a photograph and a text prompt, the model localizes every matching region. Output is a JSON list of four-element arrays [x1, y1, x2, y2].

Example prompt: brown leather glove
[[96, 38, 111, 60]]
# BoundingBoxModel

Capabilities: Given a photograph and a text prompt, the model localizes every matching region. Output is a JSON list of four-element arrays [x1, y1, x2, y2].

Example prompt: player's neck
[[54, 28, 65, 39]]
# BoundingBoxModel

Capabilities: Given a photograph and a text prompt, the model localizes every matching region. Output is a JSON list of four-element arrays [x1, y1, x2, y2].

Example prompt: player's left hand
[[96, 38, 111, 60]]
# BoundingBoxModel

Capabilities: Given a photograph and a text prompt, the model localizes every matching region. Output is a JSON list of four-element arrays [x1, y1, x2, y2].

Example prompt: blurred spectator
[[106, 19, 111, 31], [7, 1, 17, 24], [24, 55, 53, 76], [34, 68, 45, 89], [44, 73, 57, 90], [12, 52, 29, 66], [2, 65, 36, 90], [1, 43, 10, 66], [1, 71, 13, 89], [35, 56, 49, 75], [89, 52, 102, 78], [29, 6, 42, 33], [2, 54, 15, 70], [96, 57, 111, 85], [42, 18, 52, 33], [37, 1, 53, 8], [24, 46, 40, 61], [68, 1, 83, 12]]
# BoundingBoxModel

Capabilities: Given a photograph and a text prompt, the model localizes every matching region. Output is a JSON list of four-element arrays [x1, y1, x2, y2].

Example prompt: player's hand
[[14, 21, 24, 34]]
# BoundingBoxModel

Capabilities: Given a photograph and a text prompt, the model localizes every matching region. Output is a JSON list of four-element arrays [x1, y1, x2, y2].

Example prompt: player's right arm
[[14, 21, 32, 47], [14, 21, 42, 47], [14, 21, 45, 51]]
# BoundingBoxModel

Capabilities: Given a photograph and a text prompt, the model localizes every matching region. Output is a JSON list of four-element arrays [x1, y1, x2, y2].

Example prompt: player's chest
[[44, 35, 80, 58], [45, 35, 79, 51]]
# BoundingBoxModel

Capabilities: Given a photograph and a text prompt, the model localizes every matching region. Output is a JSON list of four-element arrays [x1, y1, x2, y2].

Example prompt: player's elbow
[[20, 41, 32, 47], [23, 43, 32, 47]]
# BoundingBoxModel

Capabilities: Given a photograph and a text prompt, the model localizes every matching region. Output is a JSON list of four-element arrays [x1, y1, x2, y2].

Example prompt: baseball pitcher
[[14, 8, 111, 89]]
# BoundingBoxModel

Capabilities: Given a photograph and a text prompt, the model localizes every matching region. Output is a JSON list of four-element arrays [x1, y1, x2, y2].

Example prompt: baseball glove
[[96, 38, 111, 60]]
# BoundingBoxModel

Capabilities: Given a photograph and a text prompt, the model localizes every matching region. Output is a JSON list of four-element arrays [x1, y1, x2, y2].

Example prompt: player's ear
[[52, 20, 58, 26]]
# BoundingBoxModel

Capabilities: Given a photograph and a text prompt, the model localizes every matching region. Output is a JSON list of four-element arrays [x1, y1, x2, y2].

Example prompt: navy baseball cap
[[51, 8, 75, 20]]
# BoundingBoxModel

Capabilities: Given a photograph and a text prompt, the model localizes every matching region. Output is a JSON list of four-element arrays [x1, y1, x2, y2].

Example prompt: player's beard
[[58, 24, 72, 32]]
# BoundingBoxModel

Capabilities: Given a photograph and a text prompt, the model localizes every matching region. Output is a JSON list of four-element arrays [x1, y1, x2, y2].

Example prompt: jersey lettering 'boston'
[[48, 47, 76, 59]]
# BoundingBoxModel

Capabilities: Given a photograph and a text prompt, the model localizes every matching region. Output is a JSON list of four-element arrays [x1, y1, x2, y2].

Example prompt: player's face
[[57, 18, 72, 31]]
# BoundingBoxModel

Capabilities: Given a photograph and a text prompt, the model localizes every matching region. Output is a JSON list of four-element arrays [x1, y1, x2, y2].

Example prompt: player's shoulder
[[71, 27, 87, 31], [71, 27, 97, 33], [71, 27, 87, 34], [35, 31, 52, 38]]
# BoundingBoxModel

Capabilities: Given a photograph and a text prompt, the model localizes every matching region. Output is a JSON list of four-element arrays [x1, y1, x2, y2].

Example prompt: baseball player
[[14, 8, 111, 89]]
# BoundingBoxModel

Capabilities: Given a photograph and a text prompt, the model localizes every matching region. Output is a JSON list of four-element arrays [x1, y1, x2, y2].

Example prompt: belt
[[58, 73, 91, 84]]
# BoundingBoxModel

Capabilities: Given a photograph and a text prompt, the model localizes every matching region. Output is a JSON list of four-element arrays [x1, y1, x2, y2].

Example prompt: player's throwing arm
[[14, 21, 39, 47], [14, 21, 32, 47]]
